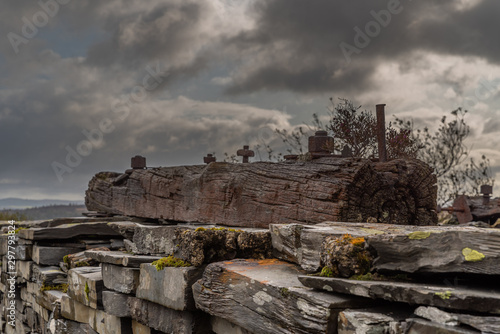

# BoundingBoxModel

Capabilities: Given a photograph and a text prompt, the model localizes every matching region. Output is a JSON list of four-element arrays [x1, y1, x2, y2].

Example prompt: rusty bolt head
[[131, 155, 146, 169], [203, 154, 216, 164], [308, 131, 334, 154]]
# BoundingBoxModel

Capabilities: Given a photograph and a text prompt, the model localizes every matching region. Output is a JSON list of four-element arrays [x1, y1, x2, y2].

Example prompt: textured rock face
[[85, 158, 437, 227], [299, 276, 500, 315], [271, 222, 500, 275], [193, 259, 370, 334], [136, 264, 204, 311], [367, 226, 500, 275], [127, 297, 211, 334]]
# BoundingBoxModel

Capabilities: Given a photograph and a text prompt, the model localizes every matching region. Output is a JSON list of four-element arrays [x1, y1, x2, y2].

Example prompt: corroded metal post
[[376, 104, 387, 162]]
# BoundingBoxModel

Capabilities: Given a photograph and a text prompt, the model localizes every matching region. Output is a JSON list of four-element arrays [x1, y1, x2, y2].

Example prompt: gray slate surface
[[193, 259, 371, 334], [299, 275, 500, 315], [84, 250, 161, 267], [18, 222, 121, 240]]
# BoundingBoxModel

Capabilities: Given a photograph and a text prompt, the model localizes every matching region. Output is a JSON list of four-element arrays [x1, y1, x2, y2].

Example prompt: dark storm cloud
[[225, 0, 500, 95], [84, 2, 212, 71]]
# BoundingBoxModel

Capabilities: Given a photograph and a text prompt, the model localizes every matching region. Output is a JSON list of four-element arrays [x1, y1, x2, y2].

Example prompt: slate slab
[[102, 291, 131, 317], [136, 263, 204, 311], [18, 222, 122, 240], [32, 264, 67, 286], [14, 244, 32, 261], [298, 276, 500, 315], [61, 294, 132, 334], [367, 226, 500, 275], [35, 289, 65, 313], [17, 261, 34, 281], [48, 317, 99, 334], [337, 308, 411, 334], [193, 259, 371, 334], [211, 317, 253, 334], [128, 296, 212, 334], [67, 267, 104, 309], [271, 222, 500, 275], [271, 222, 418, 272], [33, 245, 85, 266], [102, 263, 140, 294], [414, 306, 500, 333], [405, 318, 479, 334], [85, 250, 161, 267]]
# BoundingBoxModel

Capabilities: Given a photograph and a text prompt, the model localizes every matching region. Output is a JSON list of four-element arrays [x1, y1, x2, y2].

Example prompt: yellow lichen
[[435, 291, 452, 300], [195, 227, 206, 232], [408, 231, 431, 240], [462, 248, 485, 262], [151, 255, 191, 271]]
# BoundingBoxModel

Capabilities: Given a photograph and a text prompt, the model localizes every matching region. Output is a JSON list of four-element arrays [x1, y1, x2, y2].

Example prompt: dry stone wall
[[1, 217, 499, 333]]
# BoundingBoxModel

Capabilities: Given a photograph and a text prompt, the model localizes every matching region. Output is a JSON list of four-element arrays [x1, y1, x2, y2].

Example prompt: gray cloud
[[223, 0, 500, 95], [1, 0, 500, 201]]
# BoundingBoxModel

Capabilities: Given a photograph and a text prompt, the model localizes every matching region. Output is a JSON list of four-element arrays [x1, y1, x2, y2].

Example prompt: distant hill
[[0, 204, 87, 220], [0, 198, 84, 210]]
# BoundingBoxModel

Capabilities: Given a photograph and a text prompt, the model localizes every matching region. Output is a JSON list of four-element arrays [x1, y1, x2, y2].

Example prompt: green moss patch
[[152, 255, 192, 271], [84, 282, 90, 301], [319, 266, 335, 277], [41, 283, 68, 293]]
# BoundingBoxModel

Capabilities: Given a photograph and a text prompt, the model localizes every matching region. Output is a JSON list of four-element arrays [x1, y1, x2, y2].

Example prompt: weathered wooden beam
[[85, 158, 437, 228]]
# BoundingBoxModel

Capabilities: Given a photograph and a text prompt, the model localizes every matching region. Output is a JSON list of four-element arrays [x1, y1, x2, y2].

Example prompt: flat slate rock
[[338, 308, 411, 334], [271, 222, 397, 272], [67, 267, 104, 309], [193, 259, 371, 334], [405, 318, 479, 334], [128, 296, 211, 334], [366, 225, 500, 275], [137, 264, 204, 311], [271, 222, 500, 275], [18, 222, 121, 240], [298, 276, 500, 315], [84, 250, 161, 267], [32, 264, 67, 285], [415, 306, 500, 333], [102, 263, 140, 294], [271, 222, 439, 272]]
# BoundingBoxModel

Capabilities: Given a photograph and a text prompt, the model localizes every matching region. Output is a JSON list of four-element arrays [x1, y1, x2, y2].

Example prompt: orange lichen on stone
[[338, 234, 366, 246]]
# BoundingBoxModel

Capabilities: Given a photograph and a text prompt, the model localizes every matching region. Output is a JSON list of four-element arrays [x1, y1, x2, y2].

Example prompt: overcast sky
[[1, 0, 500, 201]]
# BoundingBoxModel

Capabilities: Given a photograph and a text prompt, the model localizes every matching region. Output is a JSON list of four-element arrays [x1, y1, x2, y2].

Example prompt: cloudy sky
[[1, 0, 500, 202]]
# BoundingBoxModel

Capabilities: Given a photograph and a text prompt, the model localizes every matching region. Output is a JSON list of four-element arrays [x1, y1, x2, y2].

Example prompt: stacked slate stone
[[0, 218, 128, 334], [1, 219, 500, 333], [272, 221, 500, 333]]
